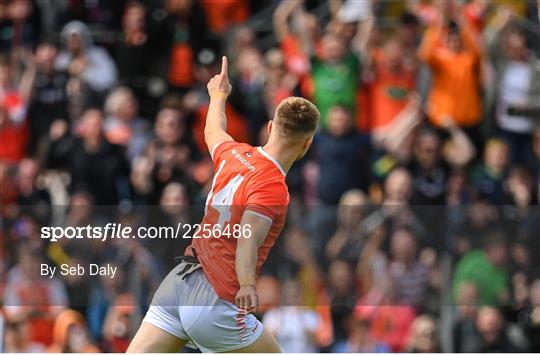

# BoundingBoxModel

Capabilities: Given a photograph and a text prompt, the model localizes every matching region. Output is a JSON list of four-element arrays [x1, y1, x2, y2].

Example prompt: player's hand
[[207, 56, 232, 99], [235, 285, 258, 312]]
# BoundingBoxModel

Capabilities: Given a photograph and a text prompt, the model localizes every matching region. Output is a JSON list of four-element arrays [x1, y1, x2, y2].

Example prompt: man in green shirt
[[452, 231, 510, 306], [311, 33, 361, 128]]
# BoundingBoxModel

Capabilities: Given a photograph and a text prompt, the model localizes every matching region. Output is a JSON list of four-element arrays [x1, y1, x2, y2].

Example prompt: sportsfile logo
[[231, 149, 256, 172], [41, 222, 253, 242]]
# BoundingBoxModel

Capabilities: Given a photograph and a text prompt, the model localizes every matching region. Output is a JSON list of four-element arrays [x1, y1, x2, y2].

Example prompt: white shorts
[[142, 263, 264, 352]]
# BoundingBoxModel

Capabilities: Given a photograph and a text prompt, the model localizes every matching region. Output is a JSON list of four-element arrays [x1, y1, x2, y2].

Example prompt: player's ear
[[304, 135, 314, 150], [267, 120, 273, 135], [296, 135, 314, 161]]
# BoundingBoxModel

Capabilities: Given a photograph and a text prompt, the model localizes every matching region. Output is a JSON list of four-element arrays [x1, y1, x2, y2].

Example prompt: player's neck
[[261, 141, 298, 174]]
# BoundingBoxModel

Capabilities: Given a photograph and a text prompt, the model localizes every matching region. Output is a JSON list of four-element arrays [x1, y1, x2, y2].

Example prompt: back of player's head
[[273, 97, 319, 139]]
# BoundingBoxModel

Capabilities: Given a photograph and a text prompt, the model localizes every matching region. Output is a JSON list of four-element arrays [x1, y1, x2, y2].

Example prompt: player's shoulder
[[211, 140, 251, 161], [247, 148, 289, 200], [213, 142, 287, 179]]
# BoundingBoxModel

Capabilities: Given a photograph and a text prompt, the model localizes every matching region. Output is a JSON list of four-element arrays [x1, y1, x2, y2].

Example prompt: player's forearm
[[235, 237, 258, 286], [204, 95, 228, 139]]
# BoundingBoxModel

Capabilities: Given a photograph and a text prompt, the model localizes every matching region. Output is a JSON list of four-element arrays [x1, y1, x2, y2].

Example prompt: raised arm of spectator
[[484, 8, 514, 60], [205, 56, 233, 154], [18, 49, 37, 105], [273, 0, 303, 42], [354, 15, 376, 68], [82, 48, 118, 91], [418, 22, 443, 67], [374, 94, 422, 156], [456, 14, 483, 59], [441, 115, 476, 168], [328, 0, 342, 18]]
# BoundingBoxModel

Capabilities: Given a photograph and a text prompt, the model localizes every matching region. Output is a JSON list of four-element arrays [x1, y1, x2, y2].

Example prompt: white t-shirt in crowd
[[263, 307, 320, 353], [497, 61, 533, 133]]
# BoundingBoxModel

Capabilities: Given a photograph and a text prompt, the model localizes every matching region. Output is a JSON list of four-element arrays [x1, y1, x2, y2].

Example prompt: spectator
[[472, 138, 511, 204], [46, 109, 131, 205], [103, 86, 150, 163], [354, 301, 416, 352], [15, 158, 51, 224], [387, 227, 429, 309], [262, 48, 299, 118], [325, 189, 368, 264], [200, 0, 248, 34], [406, 315, 440, 352], [131, 105, 199, 202], [4, 320, 46, 353], [408, 128, 448, 205], [101, 293, 141, 353], [56, 20, 118, 97], [263, 279, 320, 353], [228, 47, 267, 139], [0, 52, 34, 162], [487, 16, 540, 164], [331, 316, 390, 353], [453, 281, 481, 352], [47, 309, 101, 352], [326, 259, 359, 345], [365, 37, 418, 136], [309, 105, 370, 255], [309, 32, 361, 128], [157, 0, 210, 92], [4, 247, 68, 346], [378, 167, 425, 238], [314, 105, 371, 205], [453, 230, 510, 306], [472, 306, 522, 352], [115, 1, 154, 113], [28, 41, 68, 154], [273, 0, 321, 77], [419, 7, 483, 148], [0, 0, 40, 52], [0, 104, 28, 164], [522, 277, 540, 352]]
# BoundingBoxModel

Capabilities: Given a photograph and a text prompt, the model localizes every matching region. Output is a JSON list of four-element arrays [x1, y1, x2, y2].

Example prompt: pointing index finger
[[221, 56, 228, 77]]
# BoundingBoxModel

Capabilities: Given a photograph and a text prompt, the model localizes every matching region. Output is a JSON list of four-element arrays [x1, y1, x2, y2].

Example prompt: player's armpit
[[206, 127, 233, 159], [235, 211, 272, 287]]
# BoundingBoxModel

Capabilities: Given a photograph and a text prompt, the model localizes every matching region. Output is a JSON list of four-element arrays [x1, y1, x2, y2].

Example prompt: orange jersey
[[185, 141, 289, 303]]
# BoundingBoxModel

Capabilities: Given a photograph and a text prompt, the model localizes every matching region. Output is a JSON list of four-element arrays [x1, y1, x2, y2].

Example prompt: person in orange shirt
[[47, 309, 101, 353], [366, 38, 417, 132], [162, 0, 210, 91], [419, 9, 484, 149], [273, 0, 322, 78], [201, 0, 249, 33]]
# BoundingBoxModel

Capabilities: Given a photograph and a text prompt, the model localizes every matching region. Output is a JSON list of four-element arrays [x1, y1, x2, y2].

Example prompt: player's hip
[[144, 261, 263, 352]]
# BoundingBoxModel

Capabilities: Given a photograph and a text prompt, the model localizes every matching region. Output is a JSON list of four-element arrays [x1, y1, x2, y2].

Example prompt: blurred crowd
[[2, 0, 540, 353]]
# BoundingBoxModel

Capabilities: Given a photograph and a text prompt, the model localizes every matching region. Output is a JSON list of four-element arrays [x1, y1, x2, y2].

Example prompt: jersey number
[[206, 160, 245, 227]]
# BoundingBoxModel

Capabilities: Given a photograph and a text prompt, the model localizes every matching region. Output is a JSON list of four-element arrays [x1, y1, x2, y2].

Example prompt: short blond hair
[[274, 97, 319, 137], [104, 86, 134, 115]]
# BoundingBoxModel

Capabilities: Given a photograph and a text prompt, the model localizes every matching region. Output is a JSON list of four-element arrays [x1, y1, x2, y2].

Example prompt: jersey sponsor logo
[[231, 149, 256, 172]]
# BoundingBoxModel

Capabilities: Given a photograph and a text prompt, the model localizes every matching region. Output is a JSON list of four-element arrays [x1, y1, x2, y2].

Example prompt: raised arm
[[235, 211, 272, 311], [273, 0, 303, 42], [418, 23, 443, 67], [205, 56, 234, 155]]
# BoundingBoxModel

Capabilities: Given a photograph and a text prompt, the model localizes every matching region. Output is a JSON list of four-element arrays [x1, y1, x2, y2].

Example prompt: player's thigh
[[228, 326, 282, 353], [127, 322, 187, 353]]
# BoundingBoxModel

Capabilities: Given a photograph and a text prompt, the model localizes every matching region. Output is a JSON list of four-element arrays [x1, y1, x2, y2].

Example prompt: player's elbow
[[204, 126, 216, 145]]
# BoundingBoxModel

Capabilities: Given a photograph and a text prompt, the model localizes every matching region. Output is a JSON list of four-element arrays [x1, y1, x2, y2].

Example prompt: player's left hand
[[235, 285, 258, 312]]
